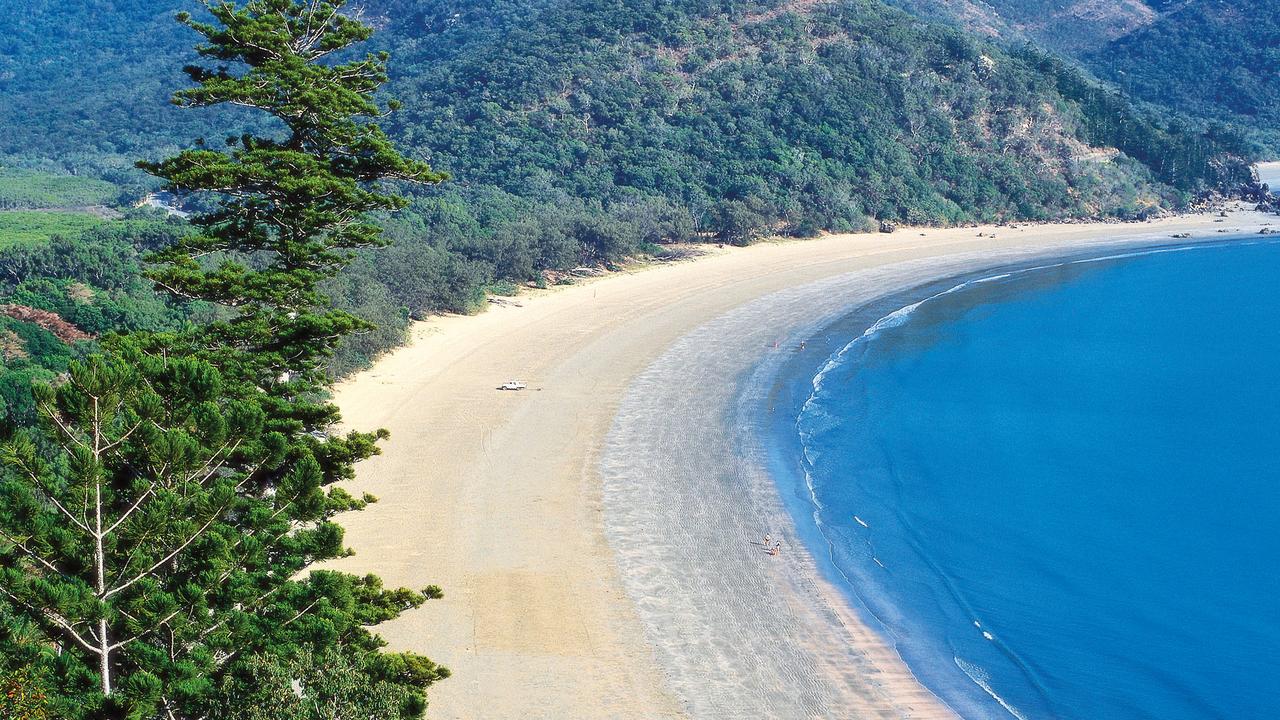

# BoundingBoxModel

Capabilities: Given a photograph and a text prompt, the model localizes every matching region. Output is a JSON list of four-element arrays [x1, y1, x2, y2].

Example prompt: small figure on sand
[[770, 541, 781, 557], [763, 533, 772, 547]]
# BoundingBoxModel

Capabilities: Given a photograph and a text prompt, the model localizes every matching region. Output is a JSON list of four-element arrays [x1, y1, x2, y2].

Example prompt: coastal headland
[[327, 207, 1275, 719]]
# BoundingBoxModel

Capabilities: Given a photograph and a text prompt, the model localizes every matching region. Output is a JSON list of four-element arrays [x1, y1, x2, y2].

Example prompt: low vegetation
[[0, 168, 119, 210], [0, 212, 105, 248], [0, 215, 199, 421]]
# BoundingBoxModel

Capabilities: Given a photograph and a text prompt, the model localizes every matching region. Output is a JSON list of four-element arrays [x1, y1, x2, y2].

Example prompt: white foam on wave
[[806, 298, 923, 392], [804, 269, 1007, 403], [955, 657, 1030, 720], [973, 272, 1013, 283], [794, 267, 1022, 580], [1065, 243, 1199, 267]]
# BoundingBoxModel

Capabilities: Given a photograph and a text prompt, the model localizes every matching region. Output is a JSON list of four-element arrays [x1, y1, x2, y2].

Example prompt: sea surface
[[779, 240, 1280, 719]]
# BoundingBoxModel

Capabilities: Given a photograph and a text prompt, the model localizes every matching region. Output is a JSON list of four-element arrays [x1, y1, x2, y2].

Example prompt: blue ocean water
[[788, 241, 1280, 719]]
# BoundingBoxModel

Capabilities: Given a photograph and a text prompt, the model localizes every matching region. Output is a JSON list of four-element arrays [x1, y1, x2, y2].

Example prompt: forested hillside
[[0, 211, 211, 421], [883, 0, 1162, 53], [0, 0, 1264, 401], [0, 2, 271, 190], [1090, 1, 1280, 148], [1, 0, 1255, 209], [882, 0, 1280, 150], [378, 0, 1235, 230]]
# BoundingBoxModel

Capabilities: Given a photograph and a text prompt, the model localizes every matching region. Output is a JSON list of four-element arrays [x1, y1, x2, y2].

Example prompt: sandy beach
[[327, 206, 1275, 719]]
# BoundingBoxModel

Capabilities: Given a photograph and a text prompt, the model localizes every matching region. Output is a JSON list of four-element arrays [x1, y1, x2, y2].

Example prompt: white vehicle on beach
[[498, 380, 527, 390]]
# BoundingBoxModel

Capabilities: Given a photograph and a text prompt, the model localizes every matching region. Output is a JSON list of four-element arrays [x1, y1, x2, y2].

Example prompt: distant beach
[[327, 206, 1276, 719], [1258, 160, 1280, 192]]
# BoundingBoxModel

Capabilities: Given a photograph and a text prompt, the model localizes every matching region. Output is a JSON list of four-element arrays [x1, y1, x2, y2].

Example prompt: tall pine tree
[[0, 2, 448, 717]]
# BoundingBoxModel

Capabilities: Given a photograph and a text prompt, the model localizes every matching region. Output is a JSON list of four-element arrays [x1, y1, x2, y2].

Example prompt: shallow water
[[789, 241, 1280, 719]]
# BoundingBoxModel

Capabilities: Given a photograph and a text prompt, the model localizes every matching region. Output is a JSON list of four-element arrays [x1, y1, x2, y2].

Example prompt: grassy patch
[[0, 168, 117, 210], [0, 211, 106, 248]]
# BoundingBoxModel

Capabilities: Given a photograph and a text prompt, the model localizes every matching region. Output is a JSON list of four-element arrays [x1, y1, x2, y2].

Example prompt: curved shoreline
[[766, 235, 1280, 719], [327, 209, 1275, 719], [598, 235, 1255, 719], [755, 237, 1275, 719]]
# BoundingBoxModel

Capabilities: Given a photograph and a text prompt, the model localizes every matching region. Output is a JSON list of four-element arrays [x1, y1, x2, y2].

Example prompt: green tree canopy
[[0, 2, 448, 717]]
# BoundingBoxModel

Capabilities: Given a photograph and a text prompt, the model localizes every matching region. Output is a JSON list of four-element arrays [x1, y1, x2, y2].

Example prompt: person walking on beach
[[770, 542, 781, 557], [763, 533, 772, 548]]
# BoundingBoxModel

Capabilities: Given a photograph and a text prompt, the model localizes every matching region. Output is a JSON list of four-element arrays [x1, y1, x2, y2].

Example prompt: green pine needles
[[0, 2, 448, 718]]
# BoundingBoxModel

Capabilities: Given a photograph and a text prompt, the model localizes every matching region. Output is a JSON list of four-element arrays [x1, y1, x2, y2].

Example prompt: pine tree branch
[[103, 509, 225, 600], [209, 524, 293, 593], [97, 419, 145, 455], [17, 465, 92, 535], [221, 20, 283, 64], [109, 606, 184, 652], [181, 439, 243, 487], [232, 459, 268, 492], [176, 576, 291, 657], [280, 598, 319, 627], [0, 528, 66, 576], [182, 615, 231, 654], [108, 523, 162, 591], [297, 0, 341, 57], [101, 487, 155, 538], [38, 401, 90, 452], [0, 584, 99, 656], [160, 696, 201, 720]]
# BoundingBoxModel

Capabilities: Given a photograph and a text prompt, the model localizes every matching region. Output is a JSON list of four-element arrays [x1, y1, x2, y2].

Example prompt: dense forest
[[883, 0, 1193, 54], [0, 0, 1268, 410], [1090, 1, 1280, 149], [882, 0, 1280, 150], [0, 1, 267, 190]]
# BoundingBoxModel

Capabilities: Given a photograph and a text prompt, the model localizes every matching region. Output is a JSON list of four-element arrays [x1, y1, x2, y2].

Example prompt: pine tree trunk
[[99, 618, 111, 696], [93, 402, 112, 697]]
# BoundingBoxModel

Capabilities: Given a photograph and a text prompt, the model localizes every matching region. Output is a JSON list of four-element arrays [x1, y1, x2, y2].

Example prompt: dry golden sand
[[327, 208, 1273, 719]]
